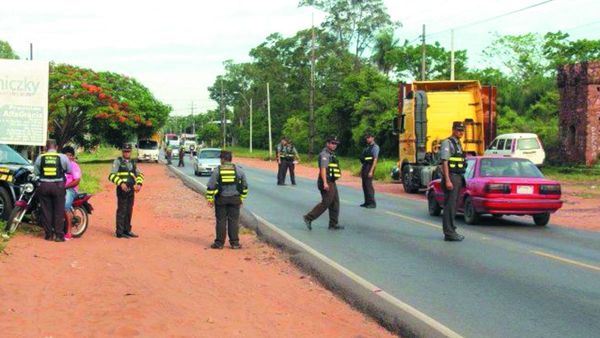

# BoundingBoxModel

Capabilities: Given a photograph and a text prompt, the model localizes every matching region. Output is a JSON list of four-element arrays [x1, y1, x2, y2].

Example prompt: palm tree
[[372, 29, 398, 76]]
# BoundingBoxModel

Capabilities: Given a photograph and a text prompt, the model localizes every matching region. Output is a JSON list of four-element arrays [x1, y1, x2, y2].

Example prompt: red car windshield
[[479, 158, 544, 178]]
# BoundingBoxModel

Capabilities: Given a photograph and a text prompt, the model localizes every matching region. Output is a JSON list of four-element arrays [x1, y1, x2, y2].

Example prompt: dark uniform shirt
[[207, 162, 248, 198], [440, 136, 463, 161], [110, 158, 143, 185], [34, 150, 72, 182]]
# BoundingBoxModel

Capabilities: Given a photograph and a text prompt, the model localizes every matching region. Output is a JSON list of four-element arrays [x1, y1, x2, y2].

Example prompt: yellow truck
[[392, 80, 497, 193]]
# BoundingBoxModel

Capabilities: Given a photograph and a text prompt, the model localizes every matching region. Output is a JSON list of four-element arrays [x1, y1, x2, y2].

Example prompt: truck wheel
[[402, 168, 419, 194], [427, 191, 441, 216], [0, 187, 13, 221], [463, 197, 480, 225], [533, 213, 550, 226]]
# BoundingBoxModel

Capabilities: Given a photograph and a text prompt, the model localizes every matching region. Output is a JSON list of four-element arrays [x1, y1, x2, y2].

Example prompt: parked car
[[137, 139, 159, 163], [484, 133, 545, 166], [193, 148, 221, 176], [0, 144, 33, 220], [427, 156, 562, 226]]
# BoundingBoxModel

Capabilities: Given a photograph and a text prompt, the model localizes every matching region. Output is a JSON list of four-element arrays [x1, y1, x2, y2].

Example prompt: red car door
[[457, 158, 477, 211]]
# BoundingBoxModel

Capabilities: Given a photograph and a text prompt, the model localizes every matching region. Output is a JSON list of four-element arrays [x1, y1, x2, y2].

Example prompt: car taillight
[[485, 183, 511, 193], [540, 184, 561, 195]]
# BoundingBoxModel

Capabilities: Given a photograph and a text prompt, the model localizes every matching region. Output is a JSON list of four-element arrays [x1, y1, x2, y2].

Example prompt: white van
[[484, 133, 545, 166], [137, 140, 159, 163]]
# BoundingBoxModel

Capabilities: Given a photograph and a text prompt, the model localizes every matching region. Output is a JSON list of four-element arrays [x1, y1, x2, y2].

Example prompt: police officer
[[440, 121, 466, 242], [277, 137, 299, 185], [360, 132, 380, 208], [108, 144, 144, 238], [206, 150, 248, 249], [178, 144, 185, 167], [34, 139, 72, 242], [165, 144, 173, 165], [303, 136, 344, 230]]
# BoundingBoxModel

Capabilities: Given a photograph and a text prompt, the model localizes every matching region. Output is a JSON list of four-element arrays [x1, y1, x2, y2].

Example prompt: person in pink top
[[62, 146, 81, 240]]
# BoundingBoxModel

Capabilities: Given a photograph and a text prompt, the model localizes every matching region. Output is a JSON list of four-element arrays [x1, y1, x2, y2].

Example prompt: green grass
[[227, 146, 398, 182], [0, 220, 6, 252], [76, 145, 123, 194], [541, 164, 600, 184]]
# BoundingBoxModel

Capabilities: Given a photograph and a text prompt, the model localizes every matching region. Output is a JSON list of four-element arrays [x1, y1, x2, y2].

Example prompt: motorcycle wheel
[[5, 206, 26, 235], [71, 206, 89, 238]]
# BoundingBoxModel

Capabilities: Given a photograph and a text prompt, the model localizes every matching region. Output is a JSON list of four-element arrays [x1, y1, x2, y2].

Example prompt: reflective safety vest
[[206, 164, 248, 202], [40, 153, 64, 180], [327, 155, 342, 182], [0, 166, 14, 183], [280, 145, 295, 160], [447, 138, 466, 174], [108, 158, 144, 187], [360, 145, 375, 165]]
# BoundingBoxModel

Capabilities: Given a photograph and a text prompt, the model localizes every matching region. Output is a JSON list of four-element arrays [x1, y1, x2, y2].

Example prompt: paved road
[[171, 160, 600, 338]]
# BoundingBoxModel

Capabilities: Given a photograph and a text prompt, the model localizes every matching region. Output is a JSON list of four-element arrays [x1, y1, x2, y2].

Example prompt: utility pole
[[249, 97, 253, 153], [267, 82, 273, 160], [309, 13, 316, 157], [421, 24, 426, 81], [189, 101, 196, 135], [450, 29, 455, 81], [220, 79, 226, 147], [30, 43, 33, 60]]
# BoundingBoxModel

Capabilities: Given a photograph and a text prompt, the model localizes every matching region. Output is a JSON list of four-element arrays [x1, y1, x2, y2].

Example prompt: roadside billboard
[[0, 59, 49, 146]]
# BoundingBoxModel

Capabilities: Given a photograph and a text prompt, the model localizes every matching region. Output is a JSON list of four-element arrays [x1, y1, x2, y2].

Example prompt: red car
[[427, 156, 563, 226]]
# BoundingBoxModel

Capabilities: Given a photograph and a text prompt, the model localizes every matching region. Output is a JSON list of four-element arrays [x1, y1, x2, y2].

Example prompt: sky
[[2, 0, 599, 116]]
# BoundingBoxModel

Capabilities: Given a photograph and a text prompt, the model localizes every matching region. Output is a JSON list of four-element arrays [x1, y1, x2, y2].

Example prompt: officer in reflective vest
[[359, 132, 380, 208], [303, 136, 344, 230], [277, 137, 300, 185], [440, 121, 467, 242], [108, 144, 144, 238], [206, 150, 248, 249], [33, 139, 72, 242]]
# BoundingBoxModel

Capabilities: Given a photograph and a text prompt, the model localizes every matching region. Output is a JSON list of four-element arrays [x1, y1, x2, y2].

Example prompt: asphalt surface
[[171, 159, 600, 338]]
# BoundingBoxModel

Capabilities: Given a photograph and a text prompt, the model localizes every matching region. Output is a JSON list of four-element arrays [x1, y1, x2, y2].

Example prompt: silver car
[[193, 148, 221, 176]]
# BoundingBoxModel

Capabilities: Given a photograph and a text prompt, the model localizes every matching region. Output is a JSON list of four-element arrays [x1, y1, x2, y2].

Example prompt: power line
[[410, 0, 557, 42]]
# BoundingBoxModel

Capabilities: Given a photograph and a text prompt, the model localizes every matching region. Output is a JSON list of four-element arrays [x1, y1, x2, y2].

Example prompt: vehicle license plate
[[517, 185, 533, 194]]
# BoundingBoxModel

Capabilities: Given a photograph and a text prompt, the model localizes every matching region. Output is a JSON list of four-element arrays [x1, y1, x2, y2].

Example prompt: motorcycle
[[3, 168, 93, 237]]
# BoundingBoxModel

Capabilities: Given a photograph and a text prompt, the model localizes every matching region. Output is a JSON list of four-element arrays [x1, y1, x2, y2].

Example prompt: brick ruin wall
[[557, 61, 600, 166]]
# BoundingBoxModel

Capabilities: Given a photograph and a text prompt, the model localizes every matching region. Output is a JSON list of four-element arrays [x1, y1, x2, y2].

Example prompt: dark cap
[[326, 135, 340, 144], [452, 121, 465, 131], [121, 143, 132, 151]]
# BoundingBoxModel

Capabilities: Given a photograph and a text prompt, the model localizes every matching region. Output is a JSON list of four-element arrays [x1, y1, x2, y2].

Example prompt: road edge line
[[166, 164, 463, 338]]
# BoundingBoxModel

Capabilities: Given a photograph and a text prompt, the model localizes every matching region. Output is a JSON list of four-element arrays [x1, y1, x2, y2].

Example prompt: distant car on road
[[137, 139, 159, 163], [427, 156, 562, 226], [484, 133, 546, 166], [193, 148, 221, 176]]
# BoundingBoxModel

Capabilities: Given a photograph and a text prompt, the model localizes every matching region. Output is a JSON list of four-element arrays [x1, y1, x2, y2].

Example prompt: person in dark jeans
[[33, 139, 72, 242], [206, 151, 248, 249], [108, 144, 144, 238]]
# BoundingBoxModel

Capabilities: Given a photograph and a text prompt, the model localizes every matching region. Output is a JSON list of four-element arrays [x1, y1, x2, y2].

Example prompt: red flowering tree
[[48, 63, 171, 148]]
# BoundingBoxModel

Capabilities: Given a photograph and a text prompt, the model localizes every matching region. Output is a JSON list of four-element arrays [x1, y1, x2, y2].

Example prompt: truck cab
[[393, 81, 497, 193]]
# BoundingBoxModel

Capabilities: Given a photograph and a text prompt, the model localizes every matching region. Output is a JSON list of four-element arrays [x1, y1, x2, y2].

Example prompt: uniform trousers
[[116, 187, 135, 235], [214, 195, 241, 245], [305, 178, 339, 226], [38, 181, 66, 238]]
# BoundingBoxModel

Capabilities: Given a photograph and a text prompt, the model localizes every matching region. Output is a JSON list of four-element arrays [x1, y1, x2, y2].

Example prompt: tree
[[371, 29, 398, 75], [388, 40, 469, 80], [299, 0, 399, 59], [0, 40, 19, 59], [48, 63, 170, 148]]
